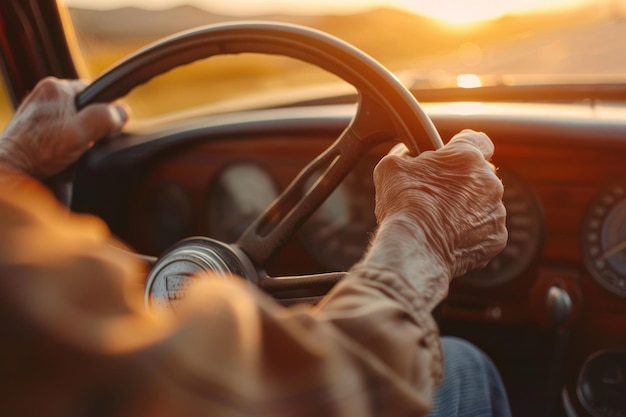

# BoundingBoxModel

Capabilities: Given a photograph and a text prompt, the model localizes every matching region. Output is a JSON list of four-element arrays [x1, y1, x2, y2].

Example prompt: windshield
[[60, 0, 626, 120]]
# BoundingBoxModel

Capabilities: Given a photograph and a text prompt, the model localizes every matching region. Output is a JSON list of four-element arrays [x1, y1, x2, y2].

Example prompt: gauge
[[582, 181, 626, 297], [577, 350, 626, 417], [299, 159, 377, 271], [207, 163, 279, 243], [461, 169, 544, 286]]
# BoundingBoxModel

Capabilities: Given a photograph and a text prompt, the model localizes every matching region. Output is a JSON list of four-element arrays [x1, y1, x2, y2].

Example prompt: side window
[[0, 76, 13, 131]]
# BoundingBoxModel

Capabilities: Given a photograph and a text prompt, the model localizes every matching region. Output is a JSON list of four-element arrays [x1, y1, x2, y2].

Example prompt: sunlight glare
[[412, 1, 506, 25], [397, 0, 590, 26], [457, 74, 482, 88]]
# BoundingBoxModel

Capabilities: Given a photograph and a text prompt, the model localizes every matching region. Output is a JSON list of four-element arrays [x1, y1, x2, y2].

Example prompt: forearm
[[308, 219, 450, 412], [301, 215, 450, 410], [316, 265, 444, 393]]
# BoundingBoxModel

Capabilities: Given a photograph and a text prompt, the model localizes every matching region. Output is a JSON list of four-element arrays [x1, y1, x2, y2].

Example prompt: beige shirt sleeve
[[0, 179, 442, 417]]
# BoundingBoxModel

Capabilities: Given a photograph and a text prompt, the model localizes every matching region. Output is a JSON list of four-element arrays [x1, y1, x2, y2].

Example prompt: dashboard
[[74, 101, 626, 417], [3, 0, 625, 414]]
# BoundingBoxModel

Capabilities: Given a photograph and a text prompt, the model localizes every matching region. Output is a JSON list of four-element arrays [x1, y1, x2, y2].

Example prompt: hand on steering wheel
[[0, 77, 127, 179]]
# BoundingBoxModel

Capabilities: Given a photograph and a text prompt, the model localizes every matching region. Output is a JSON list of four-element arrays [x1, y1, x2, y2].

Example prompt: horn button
[[144, 238, 257, 312]]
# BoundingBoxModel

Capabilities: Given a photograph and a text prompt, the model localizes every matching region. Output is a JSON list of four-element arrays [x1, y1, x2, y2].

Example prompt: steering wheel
[[75, 22, 444, 308]]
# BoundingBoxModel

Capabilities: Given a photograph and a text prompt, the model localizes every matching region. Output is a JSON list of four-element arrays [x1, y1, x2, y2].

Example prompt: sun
[[422, 6, 506, 25], [397, 0, 520, 26]]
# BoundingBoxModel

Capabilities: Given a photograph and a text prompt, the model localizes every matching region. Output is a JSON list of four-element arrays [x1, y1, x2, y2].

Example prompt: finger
[[76, 103, 129, 143], [447, 129, 495, 160], [388, 143, 409, 157]]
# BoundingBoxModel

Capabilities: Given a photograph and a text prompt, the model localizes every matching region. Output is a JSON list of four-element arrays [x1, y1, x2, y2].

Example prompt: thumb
[[76, 103, 129, 144]]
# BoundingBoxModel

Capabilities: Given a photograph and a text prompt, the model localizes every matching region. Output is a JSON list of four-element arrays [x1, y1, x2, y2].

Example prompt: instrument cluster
[[202, 160, 546, 285], [135, 139, 626, 299]]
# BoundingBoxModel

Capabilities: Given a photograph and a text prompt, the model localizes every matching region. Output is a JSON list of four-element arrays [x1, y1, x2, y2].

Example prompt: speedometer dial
[[582, 181, 626, 298]]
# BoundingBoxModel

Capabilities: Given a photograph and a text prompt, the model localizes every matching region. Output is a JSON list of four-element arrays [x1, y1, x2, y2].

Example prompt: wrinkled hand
[[0, 77, 127, 179], [372, 129, 507, 279]]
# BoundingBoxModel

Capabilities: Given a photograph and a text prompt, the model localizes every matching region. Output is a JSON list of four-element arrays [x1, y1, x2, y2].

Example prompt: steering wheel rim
[[74, 21, 444, 306], [77, 21, 442, 152]]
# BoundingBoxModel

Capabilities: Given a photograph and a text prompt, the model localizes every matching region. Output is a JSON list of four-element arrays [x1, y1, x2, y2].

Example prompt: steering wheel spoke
[[236, 97, 395, 266], [351, 91, 414, 148], [258, 272, 346, 304]]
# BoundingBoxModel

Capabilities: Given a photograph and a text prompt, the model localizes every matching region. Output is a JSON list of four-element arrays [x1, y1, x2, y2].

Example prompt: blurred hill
[[69, 5, 227, 40], [68, 5, 599, 65]]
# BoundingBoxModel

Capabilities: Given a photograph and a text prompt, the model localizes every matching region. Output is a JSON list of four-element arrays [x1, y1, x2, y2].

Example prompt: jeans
[[428, 337, 512, 417]]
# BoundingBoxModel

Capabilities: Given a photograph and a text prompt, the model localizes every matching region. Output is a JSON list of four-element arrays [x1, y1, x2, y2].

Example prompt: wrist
[[366, 215, 449, 269], [0, 139, 30, 182], [359, 215, 452, 309]]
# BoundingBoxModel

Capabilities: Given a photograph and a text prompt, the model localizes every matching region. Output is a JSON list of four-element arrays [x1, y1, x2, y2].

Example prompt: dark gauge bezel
[[461, 169, 545, 287], [141, 181, 193, 254], [206, 162, 279, 244], [581, 181, 626, 298], [298, 158, 378, 272], [577, 349, 626, 417]]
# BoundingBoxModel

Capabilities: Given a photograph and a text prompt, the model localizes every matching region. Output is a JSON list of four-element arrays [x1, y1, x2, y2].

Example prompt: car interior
[[1, 1, 625, 416]]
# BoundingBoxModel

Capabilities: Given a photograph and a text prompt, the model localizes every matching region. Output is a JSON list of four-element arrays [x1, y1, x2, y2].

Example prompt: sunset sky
[[63, 0, 595, 25]]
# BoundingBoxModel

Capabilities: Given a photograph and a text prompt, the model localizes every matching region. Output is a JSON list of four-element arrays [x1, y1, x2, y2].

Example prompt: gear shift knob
[[546, 285, 573, 325]]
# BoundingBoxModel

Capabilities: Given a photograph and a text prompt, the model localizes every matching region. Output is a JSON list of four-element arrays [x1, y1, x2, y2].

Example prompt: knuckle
[[439, 142, 485, 169], [34, 77, 64, 100], [451, 130, 494, 154], [462, 144, 487, 164]]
